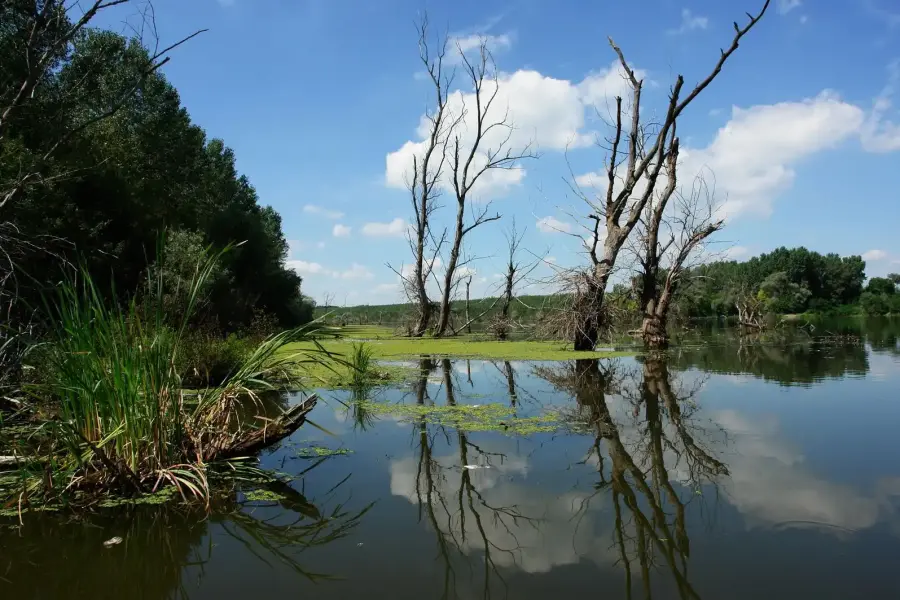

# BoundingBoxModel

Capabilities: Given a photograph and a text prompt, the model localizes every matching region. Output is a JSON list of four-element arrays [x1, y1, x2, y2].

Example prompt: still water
[[3, 319, 900, 599]]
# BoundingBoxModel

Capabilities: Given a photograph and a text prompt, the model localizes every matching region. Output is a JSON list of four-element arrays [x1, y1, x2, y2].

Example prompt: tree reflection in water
[[537, 357, 729, 600], [410, 358, 536, 600]]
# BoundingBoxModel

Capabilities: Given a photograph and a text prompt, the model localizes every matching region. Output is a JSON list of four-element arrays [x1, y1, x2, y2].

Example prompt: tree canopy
[[673, 247, 867, 318], [1, 13, 311, 328]]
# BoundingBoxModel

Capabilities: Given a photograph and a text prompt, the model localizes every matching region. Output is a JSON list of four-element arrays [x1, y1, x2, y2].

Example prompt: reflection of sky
[[372, 357, 900, 577], [286, 353, 900, 592]]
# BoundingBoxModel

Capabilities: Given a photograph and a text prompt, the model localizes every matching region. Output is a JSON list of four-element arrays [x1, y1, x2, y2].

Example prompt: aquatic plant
[[348, 342, 374, 388], [5, 246, 331, 508]]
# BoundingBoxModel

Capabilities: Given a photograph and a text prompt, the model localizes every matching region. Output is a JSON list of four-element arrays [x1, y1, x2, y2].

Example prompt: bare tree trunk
[[566, 1, 770, 351], [502, 360, 516, 406], [464, 276, 472, 334], [391, 17, 450, 337], [432, 40, 535, 337]]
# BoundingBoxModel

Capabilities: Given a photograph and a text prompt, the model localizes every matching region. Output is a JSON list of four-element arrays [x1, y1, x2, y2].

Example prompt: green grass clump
[[8, 245, 329, 509]]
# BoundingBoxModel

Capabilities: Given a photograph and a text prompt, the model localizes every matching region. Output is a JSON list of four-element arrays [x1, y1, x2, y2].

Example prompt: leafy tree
[[866, 277, 897, 296], [1, 23, 310, 330]]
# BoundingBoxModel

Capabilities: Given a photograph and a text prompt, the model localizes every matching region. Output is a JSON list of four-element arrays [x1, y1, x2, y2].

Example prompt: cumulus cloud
[[861, 60, 900, 153], [447, 33, 513, 65], [287, 260, 326, 275], [682, 92, 865, 217], [286, 260, 372, 280], [387, 61, 642, 200], [667, 8, 709, 35], [304, 204, 344, 219], [332, 224, 351, 237], [362, 218, 408, 237], [536, 216, 573, 234], [863, 249, 889, 261], [579, 91, 866, 219]]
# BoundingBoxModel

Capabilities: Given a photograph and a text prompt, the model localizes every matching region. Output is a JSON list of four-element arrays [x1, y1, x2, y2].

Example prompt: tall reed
[[36, 243, 330, 499]]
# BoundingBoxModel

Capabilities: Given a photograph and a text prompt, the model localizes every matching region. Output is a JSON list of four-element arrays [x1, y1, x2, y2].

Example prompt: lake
[[3, 318, 900, 599]]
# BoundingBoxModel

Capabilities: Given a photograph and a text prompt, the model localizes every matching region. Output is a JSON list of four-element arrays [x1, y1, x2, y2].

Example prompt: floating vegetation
[[294, 445, 354, 458], [242, 489, 288, 502], [352, 401, 563, 435]]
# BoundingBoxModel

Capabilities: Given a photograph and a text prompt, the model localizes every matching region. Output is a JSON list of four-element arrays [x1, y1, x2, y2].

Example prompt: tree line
[[1, 1, 312, 334]]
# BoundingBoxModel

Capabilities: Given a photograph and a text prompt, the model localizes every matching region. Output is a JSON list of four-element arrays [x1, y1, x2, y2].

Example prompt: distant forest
[[319, 247, 900, 326]]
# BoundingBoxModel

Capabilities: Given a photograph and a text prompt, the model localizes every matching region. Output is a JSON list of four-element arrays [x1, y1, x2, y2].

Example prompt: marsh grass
[[5, 245, 334, 509]]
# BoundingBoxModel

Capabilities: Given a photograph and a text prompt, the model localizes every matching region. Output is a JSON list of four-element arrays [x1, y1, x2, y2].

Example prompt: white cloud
[[387, 61, 643, 200], [776, 0, 802, 14], [332, 224, 352, 237], [680, 91, 865, 217], [536, 216, 573, 234], [861, 60, 900, 153], [362, 218, 408, 238], [317, 241, 326, 249], [336, 263, 374, 280], [304, 204, 345, 219], [287, 260, 373, 281], [287, 260, 326, 275], [667, 8, 709, 35], [448, 33, 512, 63], [577, 61, 647, 110], [863, 249, 889, 262]]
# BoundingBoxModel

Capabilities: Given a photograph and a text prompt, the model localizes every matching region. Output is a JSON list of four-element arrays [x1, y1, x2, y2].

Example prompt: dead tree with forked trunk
[[431, 36, 536, 337], [632, 163, 724, 349], [389, 16, 450, 337], [565, 1, 770, 350]]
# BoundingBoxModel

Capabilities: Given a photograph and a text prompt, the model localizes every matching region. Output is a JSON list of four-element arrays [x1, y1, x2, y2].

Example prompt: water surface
[[3, 319, 900, 599]]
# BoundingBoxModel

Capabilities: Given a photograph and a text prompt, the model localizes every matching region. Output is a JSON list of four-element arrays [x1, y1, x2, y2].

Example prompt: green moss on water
[[354, 401, 563, 435], [243, 489, 287, 502], [287, 335, 632, 363], [281, 328, 633, 389], [295, 445, 353, 458], [96, 486, 179, 508]]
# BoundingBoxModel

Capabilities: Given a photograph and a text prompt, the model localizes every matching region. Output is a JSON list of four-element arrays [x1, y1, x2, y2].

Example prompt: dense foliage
[[1, 9, 311, 329], [673, 247, 867, 317], [860, 274, 900, 316]]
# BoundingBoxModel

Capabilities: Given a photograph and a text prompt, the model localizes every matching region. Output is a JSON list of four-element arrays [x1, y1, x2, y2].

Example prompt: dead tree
[[0, 0, 205, 212], [566, 1, 770, 350], [432, 38, 535, 336], [493, 219, 540, 339], [389, 16, 450, 337], [463, 274, 472, 334], [634, 164, 723, 349]]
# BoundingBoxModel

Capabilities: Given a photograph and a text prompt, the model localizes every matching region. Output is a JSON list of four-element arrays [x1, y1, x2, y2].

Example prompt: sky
[[94, 0, 900, 305]]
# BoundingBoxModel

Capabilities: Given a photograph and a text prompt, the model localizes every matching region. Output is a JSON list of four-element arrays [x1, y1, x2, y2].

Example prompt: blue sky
[[96, 0, 900, 305]]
